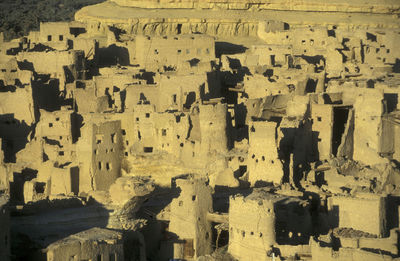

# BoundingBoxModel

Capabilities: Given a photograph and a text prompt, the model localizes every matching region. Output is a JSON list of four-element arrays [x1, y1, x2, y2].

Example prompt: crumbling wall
[[135, 35, 215, 70], [78, 117, 123, 192], [311, 104, 333, 160], [248, 120, 283, 185], [169, 179, 213, 260], [353, 89, 386, 165], [328, 194, 387, 237], [228, 192, 276, 261], [46, 228, 124, 261], [0, 86, 35, 125]]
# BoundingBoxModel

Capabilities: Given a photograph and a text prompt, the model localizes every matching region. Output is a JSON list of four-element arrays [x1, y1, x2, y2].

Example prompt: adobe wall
[[248, 121, 283, 185], [78, 117, 123, 192], [353, 89, 386, 165], [135, 35, 215, 70], [0, 87, 35, 125], [228, 192, 276, 261], [198, 103, 228, 156], [46, 228, 124, 261], [169, 179, 213, 259], [328, 194, 387, 237], [311, 104, 334, 160]]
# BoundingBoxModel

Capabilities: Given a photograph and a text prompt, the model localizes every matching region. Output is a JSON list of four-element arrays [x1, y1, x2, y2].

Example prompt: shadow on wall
[[98, 45, 130, 67], [215, 42, 247, 58], [274, 197, 313, 245], [135, 184, 181, 261], [11, 202, 111, 261], [9, 168, 38, 202], [0, 114, 32, 162], [31, 75, 62, 114]]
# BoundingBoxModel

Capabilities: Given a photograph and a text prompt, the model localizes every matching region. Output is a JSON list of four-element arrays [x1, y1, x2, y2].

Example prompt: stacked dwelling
[[0, 0, 400, 260]]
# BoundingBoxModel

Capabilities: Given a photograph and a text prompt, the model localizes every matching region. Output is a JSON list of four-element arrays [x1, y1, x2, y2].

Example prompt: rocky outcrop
[[110, 0, 400, 14]]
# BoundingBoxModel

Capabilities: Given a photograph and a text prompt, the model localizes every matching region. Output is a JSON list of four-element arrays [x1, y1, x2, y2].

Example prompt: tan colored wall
[[311, 104, 333, 160], [135, 35, 215, 70], [169, 179, 213, 259], [328, 194, 386, 237], [78, 117, 123, 192], [0, 86, 35, 125], [248, 121, 283, 185], [46, 229, 124, 261], [228, 193, 276, 261], [18, 50, 85, 86], [353, 89, 386, 165]]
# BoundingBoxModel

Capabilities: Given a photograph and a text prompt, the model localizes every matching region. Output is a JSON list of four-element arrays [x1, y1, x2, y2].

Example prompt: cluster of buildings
[[0, 0, 400, 260]]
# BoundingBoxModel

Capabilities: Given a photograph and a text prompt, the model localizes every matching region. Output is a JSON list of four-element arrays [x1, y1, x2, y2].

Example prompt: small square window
[[145, 113, 150, 118], [144, 147, 153, 153], [49, 123, 53, 127], [317, 117, 322, 121], [59, 151, 64, 156], [96, 134, 103, 144]]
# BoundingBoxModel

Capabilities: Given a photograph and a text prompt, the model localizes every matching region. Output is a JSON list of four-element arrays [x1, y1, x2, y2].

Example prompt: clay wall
[[248, 121, 283, 185], [78, 117, 123, 192], [169, 179, 213, 259], [46, 228, 124, 261], [135, 35, 215, 70], [328, 194, 387, 237], [228, 193, 276, 261], [311, 104, 334, 160], [353, 89, 386, 165]]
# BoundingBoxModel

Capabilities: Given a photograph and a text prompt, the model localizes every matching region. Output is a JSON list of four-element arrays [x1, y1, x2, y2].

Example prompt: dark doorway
[[71, 167, 79, 195], [177, 24, 182, 34], [184, 92, 196, 109], [332, 107, 349, 156]]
